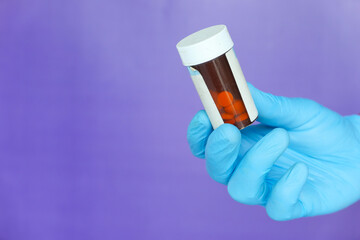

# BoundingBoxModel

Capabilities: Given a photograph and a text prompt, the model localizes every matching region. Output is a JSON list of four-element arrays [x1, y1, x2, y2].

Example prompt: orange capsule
[[235, 112, 249, 122], [224, 104, 236, 115], [221, 112, 234, 120], [215, 102, 223, 111], [217, 91, 234, 107], [224, 100, 246, 115], [224, 118, 236, 124], [234, 100, 246, 113]]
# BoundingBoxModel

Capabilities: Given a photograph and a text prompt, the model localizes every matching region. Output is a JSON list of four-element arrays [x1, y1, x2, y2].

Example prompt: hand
[[187, 84, 360, 221]]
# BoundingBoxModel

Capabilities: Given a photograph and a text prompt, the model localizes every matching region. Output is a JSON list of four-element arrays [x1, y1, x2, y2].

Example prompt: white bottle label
[[225, 49, 258, 122]]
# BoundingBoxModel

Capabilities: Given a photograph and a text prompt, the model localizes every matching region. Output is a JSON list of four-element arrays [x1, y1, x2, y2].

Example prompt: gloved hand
[[187, 83, 360, 221]]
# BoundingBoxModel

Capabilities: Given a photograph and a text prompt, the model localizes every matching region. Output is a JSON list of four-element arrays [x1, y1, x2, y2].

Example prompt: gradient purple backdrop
[[0, 0, 360, 239]]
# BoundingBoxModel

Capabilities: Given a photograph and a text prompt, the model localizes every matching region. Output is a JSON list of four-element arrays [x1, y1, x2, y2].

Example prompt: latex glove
[[187, 84, 360, 221]]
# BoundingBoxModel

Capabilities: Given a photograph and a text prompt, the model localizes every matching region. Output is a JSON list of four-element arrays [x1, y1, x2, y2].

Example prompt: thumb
[[248, 83, 322, 129]]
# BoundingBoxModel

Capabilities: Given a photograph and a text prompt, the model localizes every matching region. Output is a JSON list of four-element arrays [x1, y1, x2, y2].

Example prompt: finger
[[187, 110, 213, 158], [266, 162, 309, 221], [248, 83, 322, 129], [205, 124, 241, 184], [227, 128, 289, 205]]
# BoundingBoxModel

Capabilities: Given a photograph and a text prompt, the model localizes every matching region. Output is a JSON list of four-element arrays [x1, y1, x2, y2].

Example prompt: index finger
[[187, 110, 213, 158]]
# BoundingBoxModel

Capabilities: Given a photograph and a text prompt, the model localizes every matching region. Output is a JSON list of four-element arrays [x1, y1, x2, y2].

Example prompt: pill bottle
[[176, 25, 258, 130]]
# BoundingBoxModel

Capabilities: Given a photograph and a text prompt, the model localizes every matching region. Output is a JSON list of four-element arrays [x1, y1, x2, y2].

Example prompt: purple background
[[1, 0, 360, 239]]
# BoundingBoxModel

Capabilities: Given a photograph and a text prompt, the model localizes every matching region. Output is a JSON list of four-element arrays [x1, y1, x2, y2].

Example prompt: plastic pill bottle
[[176, 25, 258, 130]]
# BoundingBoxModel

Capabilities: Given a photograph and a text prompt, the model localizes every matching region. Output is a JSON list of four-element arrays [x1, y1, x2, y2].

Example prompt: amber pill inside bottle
[[176, 25, 258, 130]]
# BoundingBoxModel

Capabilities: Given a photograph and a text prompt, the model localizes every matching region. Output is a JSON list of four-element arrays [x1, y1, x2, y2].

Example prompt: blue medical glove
[[187, 84, 360, 221]]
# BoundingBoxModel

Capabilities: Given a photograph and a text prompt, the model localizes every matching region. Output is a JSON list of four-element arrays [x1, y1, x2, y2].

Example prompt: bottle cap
[[176, 25, 234, 66]]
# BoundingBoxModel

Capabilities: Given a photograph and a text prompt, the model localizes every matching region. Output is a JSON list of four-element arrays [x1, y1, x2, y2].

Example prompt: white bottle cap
[[176, 25, 234, 67]]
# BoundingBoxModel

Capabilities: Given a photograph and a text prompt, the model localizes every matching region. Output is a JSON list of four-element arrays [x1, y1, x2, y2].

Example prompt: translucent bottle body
[[189, 49, 257, 129]]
